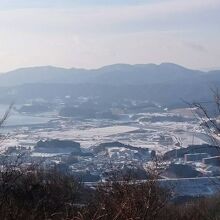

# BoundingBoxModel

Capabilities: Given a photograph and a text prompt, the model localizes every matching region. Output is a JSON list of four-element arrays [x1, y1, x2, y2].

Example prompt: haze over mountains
[[0, 63, 219, 107], [0, 63, 219, 86]]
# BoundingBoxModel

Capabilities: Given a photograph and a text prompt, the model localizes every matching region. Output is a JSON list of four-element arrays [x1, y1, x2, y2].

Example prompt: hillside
[[0, 63, 219, 107], [0, 63, 207, 87]]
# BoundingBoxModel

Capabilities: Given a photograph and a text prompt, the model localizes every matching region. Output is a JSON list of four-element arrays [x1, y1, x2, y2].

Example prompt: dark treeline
[[0, 165, 220, 220]]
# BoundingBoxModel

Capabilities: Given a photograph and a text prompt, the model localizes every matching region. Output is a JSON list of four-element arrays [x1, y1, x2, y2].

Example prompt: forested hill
[[0, 63, 219, 107]]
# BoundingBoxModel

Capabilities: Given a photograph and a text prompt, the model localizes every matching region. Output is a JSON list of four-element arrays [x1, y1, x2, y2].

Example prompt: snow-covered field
[[0, 109, 211, 154]]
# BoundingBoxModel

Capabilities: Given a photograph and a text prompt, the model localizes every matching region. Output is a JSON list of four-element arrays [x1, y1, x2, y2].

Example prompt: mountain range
[[0, 63, 219, 107], [0, 63, 219, 86]]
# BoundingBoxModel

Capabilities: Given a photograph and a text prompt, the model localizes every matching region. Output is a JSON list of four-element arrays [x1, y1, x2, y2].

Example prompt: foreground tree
[[76, 173, 171, 220], [0, 166, 82, 220], [190, 88, 220, 145]]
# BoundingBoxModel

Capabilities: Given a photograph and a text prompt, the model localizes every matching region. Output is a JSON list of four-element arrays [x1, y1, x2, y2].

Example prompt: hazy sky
[[0, 0, 219, 72]]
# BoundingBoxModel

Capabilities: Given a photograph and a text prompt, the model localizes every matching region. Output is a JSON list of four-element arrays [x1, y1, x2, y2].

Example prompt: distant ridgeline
[[0, 63, 219, 107]]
